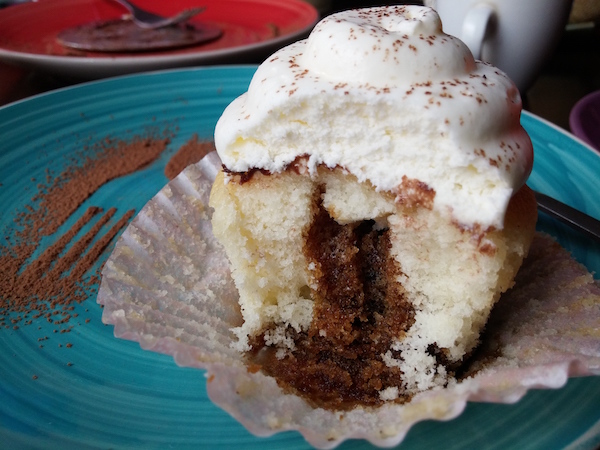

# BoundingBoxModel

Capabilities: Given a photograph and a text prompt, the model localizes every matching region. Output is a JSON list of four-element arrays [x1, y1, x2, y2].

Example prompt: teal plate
[[0, 66, 599, 450]]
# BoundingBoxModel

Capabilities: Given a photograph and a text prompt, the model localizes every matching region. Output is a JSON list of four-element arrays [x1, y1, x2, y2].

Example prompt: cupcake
[[209, 5, 536, 408]]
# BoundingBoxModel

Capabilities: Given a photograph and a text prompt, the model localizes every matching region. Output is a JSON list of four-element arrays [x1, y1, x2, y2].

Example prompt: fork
[[112, 0, 205, 29]]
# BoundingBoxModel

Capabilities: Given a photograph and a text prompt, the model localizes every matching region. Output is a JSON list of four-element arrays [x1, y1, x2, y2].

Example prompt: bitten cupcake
[[209, 5, 537, 408]]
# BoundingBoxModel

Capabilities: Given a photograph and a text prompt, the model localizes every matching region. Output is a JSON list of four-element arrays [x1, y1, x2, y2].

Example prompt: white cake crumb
[[379, 386, 400, 401]]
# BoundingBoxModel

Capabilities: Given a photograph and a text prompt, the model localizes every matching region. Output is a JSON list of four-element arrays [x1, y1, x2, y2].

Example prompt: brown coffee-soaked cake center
[[248, 193, 417, 410]]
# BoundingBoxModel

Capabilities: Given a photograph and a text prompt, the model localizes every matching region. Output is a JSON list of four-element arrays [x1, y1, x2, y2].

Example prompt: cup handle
[[460, 4, 495, 60]]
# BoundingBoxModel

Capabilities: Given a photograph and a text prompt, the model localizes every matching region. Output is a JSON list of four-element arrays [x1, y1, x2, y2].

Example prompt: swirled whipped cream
[[214, 5, 533, 228]]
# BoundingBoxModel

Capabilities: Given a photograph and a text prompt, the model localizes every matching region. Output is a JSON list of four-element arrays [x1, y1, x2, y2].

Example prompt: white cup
[[424, 0, 573, 93]]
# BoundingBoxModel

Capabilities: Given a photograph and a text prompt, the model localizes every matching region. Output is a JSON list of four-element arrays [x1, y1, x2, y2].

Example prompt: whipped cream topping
[[214, 5, 533, 228]]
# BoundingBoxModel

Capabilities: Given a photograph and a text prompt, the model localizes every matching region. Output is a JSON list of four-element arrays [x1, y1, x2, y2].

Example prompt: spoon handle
[[534, 190, 600, 243], [113, 0, 163, 21]]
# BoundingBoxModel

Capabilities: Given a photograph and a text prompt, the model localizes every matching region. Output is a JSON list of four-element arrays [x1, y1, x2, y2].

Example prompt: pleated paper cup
[[97, 152, 600, 449]]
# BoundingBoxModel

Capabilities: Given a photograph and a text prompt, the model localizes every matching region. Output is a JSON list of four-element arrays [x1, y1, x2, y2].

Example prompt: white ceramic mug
[[425, 0, 573, 93]]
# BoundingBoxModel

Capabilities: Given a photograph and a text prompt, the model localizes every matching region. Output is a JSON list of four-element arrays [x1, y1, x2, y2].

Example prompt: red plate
[[0, 0, 318, 78]]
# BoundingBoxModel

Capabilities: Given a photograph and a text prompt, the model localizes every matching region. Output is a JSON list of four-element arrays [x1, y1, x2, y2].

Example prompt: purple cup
[[569, 90, 600, 152]]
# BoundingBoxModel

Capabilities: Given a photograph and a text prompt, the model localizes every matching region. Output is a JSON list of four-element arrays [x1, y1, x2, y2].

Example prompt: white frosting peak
[[214, 5, 533, 229], [303, 7, 475, 86]]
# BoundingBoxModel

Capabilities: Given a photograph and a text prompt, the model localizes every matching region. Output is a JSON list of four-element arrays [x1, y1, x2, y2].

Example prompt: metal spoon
[[112, 0, 205, 29], [535, 191, 600, 243]]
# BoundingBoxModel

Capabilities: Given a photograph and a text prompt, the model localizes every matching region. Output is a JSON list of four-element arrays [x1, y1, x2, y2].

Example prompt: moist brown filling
[[247, 195, 418, 410]]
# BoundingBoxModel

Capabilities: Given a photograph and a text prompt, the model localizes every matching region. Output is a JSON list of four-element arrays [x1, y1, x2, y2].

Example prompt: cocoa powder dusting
[[0, 135, 171, 329], [164, 134, 215, 180]]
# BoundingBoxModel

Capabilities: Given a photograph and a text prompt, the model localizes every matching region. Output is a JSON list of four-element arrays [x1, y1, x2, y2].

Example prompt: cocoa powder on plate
[[164, 134, 215, 180], [0, 135, 171, 328], [1, 132, 214, 330]]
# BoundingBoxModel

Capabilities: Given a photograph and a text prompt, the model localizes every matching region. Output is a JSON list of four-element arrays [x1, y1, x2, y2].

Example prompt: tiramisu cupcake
[[209, 5, 537, 408]]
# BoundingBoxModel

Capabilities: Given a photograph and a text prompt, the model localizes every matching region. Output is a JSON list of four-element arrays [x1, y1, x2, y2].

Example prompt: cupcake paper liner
[[97, 152, 600, 449]]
